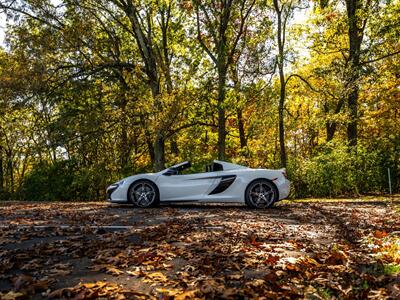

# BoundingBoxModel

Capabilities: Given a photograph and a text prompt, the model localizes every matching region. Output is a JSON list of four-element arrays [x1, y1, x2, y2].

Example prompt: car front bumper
[[106, 184, 129, 203], [106, 184, 119, 201]]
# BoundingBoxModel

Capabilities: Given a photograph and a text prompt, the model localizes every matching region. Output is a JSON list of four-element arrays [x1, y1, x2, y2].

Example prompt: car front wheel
[[128, 180, 159, 208], [245, 179, 278, 208]]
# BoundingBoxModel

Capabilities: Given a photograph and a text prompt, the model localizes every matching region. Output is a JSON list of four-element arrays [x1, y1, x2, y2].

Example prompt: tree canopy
[[0, 0, 399, 200]]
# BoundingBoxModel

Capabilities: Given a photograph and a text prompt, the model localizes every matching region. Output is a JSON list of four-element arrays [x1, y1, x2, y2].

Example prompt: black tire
[[245, 179, 278, 209], [128, 180, 160, 208]]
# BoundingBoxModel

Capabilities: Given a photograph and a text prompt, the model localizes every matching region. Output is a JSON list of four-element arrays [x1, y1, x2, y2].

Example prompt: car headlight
[[107, 180, 124, 191]]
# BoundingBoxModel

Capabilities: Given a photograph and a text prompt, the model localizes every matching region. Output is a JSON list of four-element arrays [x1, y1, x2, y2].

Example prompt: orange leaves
[[325, 12, 338, 22], [48, 281, 147, 300], [0, 291, 25, 300], [285, 262, 301, 272], [264, 254, 280, 265], [325, 250, 348, 265], [144, 272, 168, 283], [90, 264, 124, 276], [249, 235, 262, 248], [106, 267, 125, 276], [1, 200, 399, 299], [374, 230, 388, 238], [156, 288, 199, 300]]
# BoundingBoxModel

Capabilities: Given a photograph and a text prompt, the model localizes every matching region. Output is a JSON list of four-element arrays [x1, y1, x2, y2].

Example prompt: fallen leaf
[[175, 290, 198, 300], [264, 255, 280, 265], [144, 272, 168, 283], [0, 291, 25, 300], [374, 230, 388, 238], [106, 266, 124, 276], [227, 273, 243, 280], [12, 274, 33, 290]]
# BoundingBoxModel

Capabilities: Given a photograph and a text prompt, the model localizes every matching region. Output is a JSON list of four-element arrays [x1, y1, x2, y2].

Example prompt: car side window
[[163, 169, 178, 176], [212, 163, 223, 172]]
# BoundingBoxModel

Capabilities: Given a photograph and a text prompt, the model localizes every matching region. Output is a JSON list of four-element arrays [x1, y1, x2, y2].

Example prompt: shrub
[[19, 160, 105, 201], [288, 143, 393, 198]]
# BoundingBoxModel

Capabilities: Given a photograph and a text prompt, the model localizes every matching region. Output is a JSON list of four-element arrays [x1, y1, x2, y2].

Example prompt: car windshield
[[169, 161, 191, 172]]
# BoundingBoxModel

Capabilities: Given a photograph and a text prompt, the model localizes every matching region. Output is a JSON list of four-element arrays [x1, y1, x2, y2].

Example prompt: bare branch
[[195, 5, 218, 65], [228, 0, 256, 65], [360, 50, 400, 65], [285, 73, 317, 92]]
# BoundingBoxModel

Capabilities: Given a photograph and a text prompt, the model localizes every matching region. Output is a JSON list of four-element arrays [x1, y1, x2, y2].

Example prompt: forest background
[[0, 0, 399, 201]]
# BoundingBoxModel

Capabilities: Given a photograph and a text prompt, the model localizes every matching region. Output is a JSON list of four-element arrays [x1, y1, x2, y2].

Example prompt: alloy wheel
[[248, 181, 276, 208], [130, 182, 156, 207]]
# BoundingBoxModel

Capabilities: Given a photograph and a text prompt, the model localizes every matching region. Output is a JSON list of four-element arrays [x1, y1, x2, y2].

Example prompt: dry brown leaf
[[0, 291, 25, 300], [374, 230, 388, 238], [106, 266, 124, 275], [227, 273, 242, 280], [12, 274, 33, 290], [144, 272, 168, 283], [264, 255, 280, 265], [175, 290, 198, 300]]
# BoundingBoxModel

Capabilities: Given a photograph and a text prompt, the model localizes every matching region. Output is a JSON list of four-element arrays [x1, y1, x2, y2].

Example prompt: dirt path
[[0, 197, 399, 299]]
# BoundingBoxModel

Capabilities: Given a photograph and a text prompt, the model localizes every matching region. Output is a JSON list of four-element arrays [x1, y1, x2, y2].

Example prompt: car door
[[156, 172, 220, 201]]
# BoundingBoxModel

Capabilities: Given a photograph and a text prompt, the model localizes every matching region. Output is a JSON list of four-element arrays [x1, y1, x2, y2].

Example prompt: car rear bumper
[[276, 178, 290, 200]]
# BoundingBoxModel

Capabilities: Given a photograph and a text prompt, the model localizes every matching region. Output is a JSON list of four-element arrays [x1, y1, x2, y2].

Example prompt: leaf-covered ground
[[0, 196, 399, 299]]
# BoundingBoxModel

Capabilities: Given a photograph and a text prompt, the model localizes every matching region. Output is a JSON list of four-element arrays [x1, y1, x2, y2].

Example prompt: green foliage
[[0, 0, 399, 200], [384, 264, 400, 275], [289, 143, 393, 198], [19, 160, 104, 201]]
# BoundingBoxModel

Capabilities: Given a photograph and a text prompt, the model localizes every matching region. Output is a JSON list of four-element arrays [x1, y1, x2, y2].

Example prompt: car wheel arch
[[244, 178, 280, 201], [127, 178, 160, 204]]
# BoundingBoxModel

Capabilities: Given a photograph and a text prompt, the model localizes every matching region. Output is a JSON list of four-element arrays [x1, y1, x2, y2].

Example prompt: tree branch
[[285, 73, 317, 92], [360, 50, 400, 65], [195, 5, 218, 65]]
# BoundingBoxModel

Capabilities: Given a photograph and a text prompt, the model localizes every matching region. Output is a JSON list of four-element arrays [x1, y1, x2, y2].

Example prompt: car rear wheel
[[128, 180, 159, 208], [245, 179, 278, 208]]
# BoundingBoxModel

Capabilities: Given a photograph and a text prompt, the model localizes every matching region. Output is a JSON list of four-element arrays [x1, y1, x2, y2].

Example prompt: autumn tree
[[192, 0, 256, 160]]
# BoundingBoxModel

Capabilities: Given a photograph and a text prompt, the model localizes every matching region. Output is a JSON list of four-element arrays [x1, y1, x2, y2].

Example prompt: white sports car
[[106, 160, 290, 208]]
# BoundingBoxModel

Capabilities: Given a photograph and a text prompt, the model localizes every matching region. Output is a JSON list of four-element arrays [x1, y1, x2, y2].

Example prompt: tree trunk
[[140, 115, 155, 165], [347, 87, 358, 146], [120, 100, 129, 172], [7, 151, 13, 193], [154, 134, 165, 171], [237, 109, 247, 149], [217, 67, 227, 160], [123, 2, 166, 171], [326, 122, 337, 141], [118, 74, 130, 173], [0, 146, 3, 193], [147, 139, 155, 164], [345, 0, 363, 146], [170, 138, 179, 155], [231, 63, 247, 150], [151, 87, 165, 171], [278, 70, 287, 168], [274, 0, 287, 168]]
